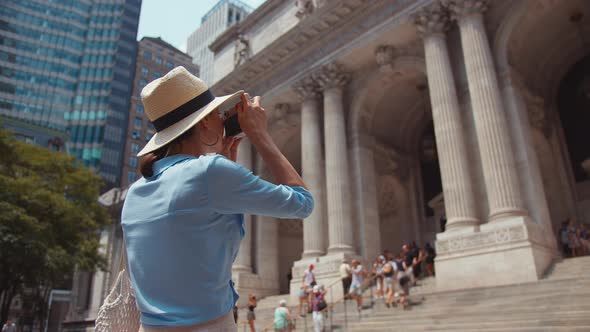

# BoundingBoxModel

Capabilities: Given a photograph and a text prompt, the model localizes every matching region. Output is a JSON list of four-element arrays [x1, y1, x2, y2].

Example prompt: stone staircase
[[244, 256, 590, 331]]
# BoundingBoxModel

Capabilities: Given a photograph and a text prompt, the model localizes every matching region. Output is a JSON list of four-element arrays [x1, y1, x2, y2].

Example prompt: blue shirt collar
[[152, 154, 195, 177]]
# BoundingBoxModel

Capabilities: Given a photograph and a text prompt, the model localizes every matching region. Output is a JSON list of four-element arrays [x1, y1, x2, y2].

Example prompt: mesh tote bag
[[95, 241, 141, 332]]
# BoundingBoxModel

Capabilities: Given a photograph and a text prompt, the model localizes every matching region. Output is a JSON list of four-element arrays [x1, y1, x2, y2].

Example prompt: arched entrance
[[349, 55, 443, 259], [557, 55, 590, 222], [497, 0, 590, 234]]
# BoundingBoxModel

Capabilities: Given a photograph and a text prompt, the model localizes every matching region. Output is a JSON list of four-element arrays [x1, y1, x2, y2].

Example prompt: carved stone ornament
[[314, 63, 350, 90], [412, 2, 450, 37], [378, 175, 398, 217], [293, 75, 321, 100], [234, 34, 250, 67], [525, 92, 552, 138], [375, 45, 395, 67], [295, 0, 314, 19], [436, 224, 526, 255], [442, 0, 489, 20]]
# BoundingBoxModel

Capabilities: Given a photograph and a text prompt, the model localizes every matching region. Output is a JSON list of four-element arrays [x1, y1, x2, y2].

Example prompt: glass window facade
[[127, 171, 136, 183], [0, 0, 142, 186], [129, 156, 138, 168], [131, 142, 139, 154]]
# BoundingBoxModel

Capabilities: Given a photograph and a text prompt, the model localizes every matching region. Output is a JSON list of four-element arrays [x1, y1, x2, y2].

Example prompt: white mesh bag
[[95, 242, 141, 332]]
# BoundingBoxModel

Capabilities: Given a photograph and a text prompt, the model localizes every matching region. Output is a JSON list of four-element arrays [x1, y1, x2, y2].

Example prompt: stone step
[[336, 325, 590, 332]]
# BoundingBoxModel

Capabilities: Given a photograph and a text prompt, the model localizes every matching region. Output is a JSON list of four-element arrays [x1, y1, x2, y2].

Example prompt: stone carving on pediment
[[295, 0, 314, 19], [442, 0, 489, 20], [412, 2, 451, 37], [234, 34, 250, 67], [436, 224, 527, 255], [314, 63, 350, 90]]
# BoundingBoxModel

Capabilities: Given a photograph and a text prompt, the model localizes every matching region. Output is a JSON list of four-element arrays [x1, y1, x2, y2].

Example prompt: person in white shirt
[[1, 320, 16, 332], [339, 259, 352, 297], [301, 264, 316, 315], [383, 257, 398, 308], [348, 260, 365, 312]]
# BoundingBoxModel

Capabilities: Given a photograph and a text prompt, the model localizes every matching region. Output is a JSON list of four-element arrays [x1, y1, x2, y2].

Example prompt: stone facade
[[205, 0, 590, 301]]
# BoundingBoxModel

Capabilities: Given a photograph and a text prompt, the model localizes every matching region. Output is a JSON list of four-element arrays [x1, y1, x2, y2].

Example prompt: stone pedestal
[[434, 217, 558, 290]]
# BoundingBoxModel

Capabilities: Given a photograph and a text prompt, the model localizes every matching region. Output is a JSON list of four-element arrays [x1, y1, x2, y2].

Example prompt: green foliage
[[0, 126, 110, 311]]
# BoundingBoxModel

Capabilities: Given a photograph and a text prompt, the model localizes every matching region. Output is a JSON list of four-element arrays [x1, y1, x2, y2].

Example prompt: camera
[[219, 100, 245, 138]]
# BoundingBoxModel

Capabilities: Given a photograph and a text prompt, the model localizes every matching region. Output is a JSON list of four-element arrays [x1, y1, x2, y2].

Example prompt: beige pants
[[140, 313, 236, 332]]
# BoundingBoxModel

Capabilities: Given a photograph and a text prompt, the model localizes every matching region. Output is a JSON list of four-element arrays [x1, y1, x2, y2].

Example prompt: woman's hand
[[221, 136, 243, 162], [237, 92, 267, 141]]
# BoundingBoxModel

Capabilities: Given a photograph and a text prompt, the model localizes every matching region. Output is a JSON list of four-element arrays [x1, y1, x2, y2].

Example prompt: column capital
[[293, 75, 321, 100], [443, 0, 489, 20], [412, 2, 451, 37], [314, 63, 350, 91]]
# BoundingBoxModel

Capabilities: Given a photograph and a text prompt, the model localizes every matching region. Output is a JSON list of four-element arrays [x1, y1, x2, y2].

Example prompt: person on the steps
[[312, 285, 327, 332], [274, 300, 293, 332], [348, 259, 366, 312], [247, 294, 257, 332]]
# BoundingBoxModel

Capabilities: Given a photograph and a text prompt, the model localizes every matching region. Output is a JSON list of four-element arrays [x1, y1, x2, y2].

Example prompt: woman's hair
[[139, 127, 195, 178]]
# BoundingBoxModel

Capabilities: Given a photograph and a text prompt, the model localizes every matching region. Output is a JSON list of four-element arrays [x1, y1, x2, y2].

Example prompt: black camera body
[[220, 102, 245, 138]]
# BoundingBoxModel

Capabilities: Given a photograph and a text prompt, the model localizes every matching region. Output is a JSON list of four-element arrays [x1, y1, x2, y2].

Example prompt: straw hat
[[137, 66, 243, 156]]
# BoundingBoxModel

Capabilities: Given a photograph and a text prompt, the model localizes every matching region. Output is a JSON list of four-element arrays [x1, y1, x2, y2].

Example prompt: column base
[[302, 249, 325, 258], [232, 271, 279, 306], [434, 216, 559, 291], [289, 252, 360, 305]]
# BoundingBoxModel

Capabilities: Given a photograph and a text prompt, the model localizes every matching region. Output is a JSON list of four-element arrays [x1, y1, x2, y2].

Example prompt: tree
[[0, 127, 110, 327]]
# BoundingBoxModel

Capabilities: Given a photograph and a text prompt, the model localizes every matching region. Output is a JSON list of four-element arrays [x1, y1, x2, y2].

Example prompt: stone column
[[314, 63, 355, 254], [254, 156, 280, 295], [413, 3, 480, 230], [233, 140, 253, 272], [447, 0, 528, 221], [294, 76, 327, 257], [350, 132, 381, 259]]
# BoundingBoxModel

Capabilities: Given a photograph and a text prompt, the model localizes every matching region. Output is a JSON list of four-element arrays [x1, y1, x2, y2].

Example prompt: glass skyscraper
[[0, 0, 141, 186]]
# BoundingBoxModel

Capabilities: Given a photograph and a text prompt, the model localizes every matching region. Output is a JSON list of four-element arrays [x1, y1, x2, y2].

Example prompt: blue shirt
[[121, 154, 314, 327]]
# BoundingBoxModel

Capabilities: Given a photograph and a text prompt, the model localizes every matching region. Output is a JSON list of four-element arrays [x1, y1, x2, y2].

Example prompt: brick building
[[120, 37, 198, 188]]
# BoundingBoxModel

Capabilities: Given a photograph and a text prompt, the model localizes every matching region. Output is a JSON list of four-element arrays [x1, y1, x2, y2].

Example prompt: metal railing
[[258, 267, 379, 331]]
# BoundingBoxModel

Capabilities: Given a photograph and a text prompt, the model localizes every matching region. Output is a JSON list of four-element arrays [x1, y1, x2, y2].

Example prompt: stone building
[[186, 0, 252, 85], [206, 0, 590, 302], [120, 37, 199, 188]]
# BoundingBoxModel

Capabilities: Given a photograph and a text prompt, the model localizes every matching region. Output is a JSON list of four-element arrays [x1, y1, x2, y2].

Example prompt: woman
[[122, 67, 314, 331], [348, 260, 365, 312], [373, 256, 385, 298], [301, 264, 315, 314], [311, 285, 327, 332], [568, 218, 581, 257], [382, 257, 397, 308], [247, 294, 257, 332], [274, 300, 292, 332], [579, 223, 590, 255], [297, 284, 309, 317]]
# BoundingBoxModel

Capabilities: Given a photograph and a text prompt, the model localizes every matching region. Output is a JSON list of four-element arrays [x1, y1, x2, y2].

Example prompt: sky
[[137, 0, 267, 53]]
